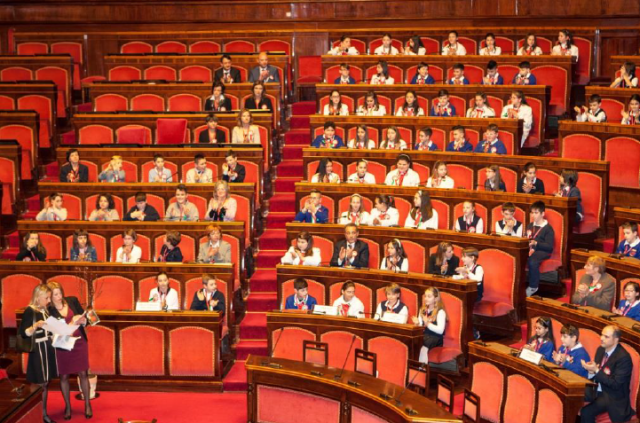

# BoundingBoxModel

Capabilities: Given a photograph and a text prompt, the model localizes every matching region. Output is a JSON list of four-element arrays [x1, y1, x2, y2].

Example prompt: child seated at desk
[[280, 231, 322, 267], [575, 94, 607, 123], [453, 248, 484, 301], [380, 239, 409, 273], [332, 281, 365, 317], [495, 202, 523, 236], [616, 222, 640, 259], [612, 281, 640, 321], [284, 278, 318, 311], [190, 274, 225, 314], [523, 316, 555, 361], [454, 201, 484, 234], [552, 324, 590, 378], [610, 62, 638, 88], [374, 283, 408, 321]]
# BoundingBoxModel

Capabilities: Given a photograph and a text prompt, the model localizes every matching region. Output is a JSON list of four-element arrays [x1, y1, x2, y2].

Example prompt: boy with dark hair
[[525, 201, 555, 297], [284, 278, 318, 311]]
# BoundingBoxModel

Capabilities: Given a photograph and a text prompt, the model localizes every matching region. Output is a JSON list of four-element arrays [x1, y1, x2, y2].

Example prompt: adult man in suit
[[330, 223, 370, 269], [59, 148, 89, 182], [213, 54, 242, 84], [222, 150, 245, 183], [581, 325, 636, 423], [248, 52, 280, 83]]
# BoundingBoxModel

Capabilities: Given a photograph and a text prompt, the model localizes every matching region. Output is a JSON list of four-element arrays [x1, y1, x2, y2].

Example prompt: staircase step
[[277, 160, 304, 178], [292, 101, 316, 116], [249, 269, 278, 292], [235, 340, 268, 361], [266, 212, 296, 229], [282, 145, 304, 160], [258, 229, 288, 250], [284, 129, 310, 146], [290, 116, 310, 129], [274, 177, 301, 192], [247, 292, 278, 312], [256, 251, 285, 268], [222, 360, 247, 391], [239, 313, 267, 339], [268, 193, 295, 212]]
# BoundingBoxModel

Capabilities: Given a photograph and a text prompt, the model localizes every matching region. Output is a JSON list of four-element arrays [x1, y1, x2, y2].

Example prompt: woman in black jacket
[[244, 81, 273, 112], [16, 232, 47, 262], [204, 82, 232, 112], [428, 241, 460, 276], [158, 231, 184, 263]]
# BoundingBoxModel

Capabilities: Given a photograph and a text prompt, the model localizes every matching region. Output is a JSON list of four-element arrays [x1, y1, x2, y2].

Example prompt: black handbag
[[16, 309, 36, 353]]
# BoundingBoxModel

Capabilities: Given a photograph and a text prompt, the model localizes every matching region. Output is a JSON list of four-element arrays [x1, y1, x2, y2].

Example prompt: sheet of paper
[[43, 316, 79, 336]]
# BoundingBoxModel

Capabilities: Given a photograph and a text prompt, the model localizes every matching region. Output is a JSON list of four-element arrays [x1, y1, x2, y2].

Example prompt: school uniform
[[517, 176, 545, 194], [513, 72, 537, 85], [466, 105, 496, 118], [384, 168, 420, 186], [158, 245, 183, 263], [164, 201, 200, 222], [368, 207, 400, 227], [559, 185, 584, 222], [323, 103, 349, 116], [379, 139, 408, 150], [380, 256, 409, 273], [395, 106, 425, 117], [338, 210, 371, 226], [334, 75, 357, 84], [204, 96, 232, 112], [311, 172, 341, 183], [557, 343, 591, 378], [148, 166, 175, 182], [332, 296, 365, 317], [430, 103, 457, 117], [347, 138, 376, 149], [410, 74, 435, 85], [526, 220, 555, 290], [148, 287, 180, 310], [330, 239, 370, 268], [427, 254, 460, 276], [482, 73, 504, 85], [414, 140, 438, 151], [616, 299, 640, 321], [190, 289, 225, 314], [479, 46, 502, 56], [474, 139, 507, 154], [370, 75, 395, 85], [445, 140, 473, 152], [501, 104, 533, 147], [455, 214, 484, 234], [327, 46, 359, 56], [526, 336, 554, 361], [115, 245, 142, 263], [571, 273, 616, 311], [356, 105, 387, 116], [404, 208, 439, 230], [294, 205, 329, 224], [374, 300, 408, 321], [621, 111, 640, 125], [552, 43, 579, 60], [223, 162, 246, 183], [441, 43, 467, 56], [59, 163, 89, 183], [577, 108, 607, 123], [426, 176, 455, 189], [615, 238, 640, 258], [123, 204, 160, 222], [374, 45, 399, 55], [347, 172, 376, 184], [280, 246, 322, 266], [448, 76, 469, 85], [417, 308, 446, 363], [517, 46, 544, 56], [495, 219, 523, 237], [453, 263, 484, 301], [284, 294, 318, 311], [311, 134, 345, 148], [485, 179, 507, 192]]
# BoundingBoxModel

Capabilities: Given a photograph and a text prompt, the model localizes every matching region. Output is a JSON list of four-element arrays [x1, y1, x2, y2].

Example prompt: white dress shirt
[[327, 46, 360, 56], [374, 45, 400, 55], [347, 172, 377, 184], [404, 209, 439, 230], [479, 46, 502, 55], [148, 287, 180, 310], [370, 75, 395, 85], [338, 210, 371, 226], [368, 207, 400, 226], [426, 176, 455, 189], [356, 105, 387, 116], [384, 168, 420, 186], [116, 245, 142, 263], [332, 295, 365, 317], [280, 247, 321, 266], [441, 43, 467, 56], [323, 103, 350, 116], [552, 44, 579, 60]]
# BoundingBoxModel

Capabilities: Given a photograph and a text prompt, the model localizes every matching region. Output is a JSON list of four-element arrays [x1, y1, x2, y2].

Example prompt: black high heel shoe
[[85, 405, 93, 419], [64, 407, 72, 420], [43, 415, 57, 423]]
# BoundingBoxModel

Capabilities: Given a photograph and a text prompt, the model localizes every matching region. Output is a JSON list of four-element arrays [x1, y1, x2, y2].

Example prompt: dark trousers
[[527, 250, 550, 289], [581, 393, 609, 423]]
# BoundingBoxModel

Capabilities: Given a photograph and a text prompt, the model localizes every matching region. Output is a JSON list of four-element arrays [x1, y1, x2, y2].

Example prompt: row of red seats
[[0, 66, 69, 116]]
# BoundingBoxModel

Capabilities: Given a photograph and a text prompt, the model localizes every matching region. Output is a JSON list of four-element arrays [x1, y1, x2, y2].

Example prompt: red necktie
[[475, 108, 484, 117], [397, 171, 406, 186], [415, 211, 421, 224], [418, 77, 424, 85], [483, 141, 490, 153], [601, 353, 610, 368], [351, 212, 358, 223], [341, 303, 350, 316]]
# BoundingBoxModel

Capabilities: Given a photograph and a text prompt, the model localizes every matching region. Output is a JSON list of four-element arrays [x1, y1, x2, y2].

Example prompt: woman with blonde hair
[[206, 181, 237, 222], [232, 109, 261, 144], [338, 194, 370, 225], [98, 155, 125, 182], [412, 286, 447, 363]]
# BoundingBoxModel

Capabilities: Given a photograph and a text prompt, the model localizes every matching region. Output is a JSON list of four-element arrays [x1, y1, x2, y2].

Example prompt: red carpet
[[47, 391, 247, 422]]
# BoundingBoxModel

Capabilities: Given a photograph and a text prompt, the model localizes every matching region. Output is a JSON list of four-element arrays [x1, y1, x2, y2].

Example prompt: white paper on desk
[[52, 334, 80, 351], [43, 316, 79, 336]]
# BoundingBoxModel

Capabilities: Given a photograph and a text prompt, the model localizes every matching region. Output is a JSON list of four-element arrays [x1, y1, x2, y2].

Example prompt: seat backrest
[[368, 336, 408, 386], [536, 169, 560, 194], [17, 42, 48, 55], [329, 282, 372, 315], [0, 95, 15, 110], [0, 125, 35, 179], [0, 157, 16, 214], [271, 326, 315, 361], [258, 40, 292, 55], [436, 375, 455, 412], [577, 171, 603, 226], [155, 41, 187, 53], [156, 118, 188, 144], [481, 36, 515, 54], [131, 94, 165, 112], [92, 276, 134, 309], [179, 65, 213, 82], [392, 197, 411, 227], [503, 374, 536, 423], [573, 37, 592, 81], [1, 274, 42, 328], [368, 37, 403, 53], [471, 361, 504, 423], [121, 41, 153, 54], [297, 55, 322, 80], [400, 239, 425, 273], [143, 65, 177, 81], [561, 134, 601, 160], [109, 66, 142, 82], [116, 125, 152, 145], [578, 328, 601, 362], [354, 348, 377, 376], [140, 160, 177, 183], [101, 159, 138, 182], [457, 37, 477, 54], [325, 64, 363, 84], [497, 64, 520, 86], [478, 249, 516, 310], [1, 67, 33, 81], [532, 65, 567, 113], [447, 164, 474, 190], [154, 233, 195, 262], [59, 193, 82, 220], [39, 232, 62, 260], [224, 40, 256, 53], [534, 388, 563, 423], [168, 94, 202, 112], [303, 340, 328, 366], [189, 41, 221, 54], [605, 137, 640, 188], [600, 99, 624, 122], [95, 94, 128, 112], [544, 208, 564, 265], [359, 237, 379, 270], [346, 160, 385, 183], [440, 292, 462, 351]]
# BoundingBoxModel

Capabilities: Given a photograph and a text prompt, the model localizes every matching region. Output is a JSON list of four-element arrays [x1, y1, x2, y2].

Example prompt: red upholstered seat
[[116, 125, 152, 145], [447, 164, 473, 190], [144, 65, 177, 81], [320, 331, 363, 371], [17, 95, 52, 147], [503, 374, 536, 423], [64, 232, 106, 261], [419, 37, 440, 54], [561, 134, 601, 160], [429, 292, 463, 364], [314, 125, 343, 140], [86, 325, 115, 375], [381, 126, 413, 145], [532, 65, 568, 114], [179, 65, 213, 82], [490, 204, 525, 232], [78, 124, 113, 145], [35, 66, 68, 117], [168, 94, 202, 112], [238, 160, 260, 205], [95, 94, 128, 112], [331, 38, 367, 54], [120, 326, 164, 375], [271, 326, 315, 361], [259, 40, 292, 55], [224, 40, 255, 53], [477, 166, 517, 193], [325, 64, 363, 84], [575, 172, 603, 234], [446, 64, 484, 84], [0, 67, 33, 82], [329, 282, 372, 315], [156, 118, 188, 144], [0, 125, 35, 179], [92, 276, 134, 310], [85, 194, 124, 220], [457, 37, 478, 54], [518, 37, 553, 54], [138, 275, 181, 304], [474, 249, 516, 316], [578, 327, 602, 361], [51, 42, 83, 89], [100, 160, 138, 182], [369, 38, 403, 54], [359, 237, 379, 269], [154, 233, 195, 263], [406, 64, 444, 84], [401, 240, 425, 273], [368, 336, 408, 386], [1, 274, 41, 328], [481, 36, 515, 54], [230, 194, 251, 246], [346, 160, 385, 183], [573, 37, 592, 84], [600, 99, 624, 122], [539, 208, 564, 273], [189, 41, 221, 54], [392, 196, 411, 228], [108, 66, 142, 81], [280, 278, 326, 309], [299, 195, 335, 222], [497, 64, 520, 86], [536, 169, 560, 194], [169, 327, 216, 376], [131, 94, 164, 112], [121, 41, 153, 54], [36, 233, 62, 260], [17, 42, 48, 55], [471, 361, 504, 423], [58, 193, 82, 220], [140, 160, 177, 183], [155, 41, 187, 53], [605, 137, 640, 188], [306, 159, 344, 182], [535, 389, 563, 423], [0, 95, 15, 110], [303, 340, 328, 365], [375, 286, 418, 319], [46, 274, 88, 303], [426, 199, 449, 230], [108, 234, 151, 262], [256, 386, 341, 423], [523, 96, 543, 148], [296, 56, 322, 84], [453, 202, 487, 233], [0, 157, 17, 214]]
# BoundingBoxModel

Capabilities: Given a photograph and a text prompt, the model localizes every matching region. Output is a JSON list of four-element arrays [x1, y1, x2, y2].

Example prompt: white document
[[136, 301, 162, 312], [519, 348, 543, 365], [312, 305, 339, 316], [52, 334, 80, 351], [43, 316, 79, 336]]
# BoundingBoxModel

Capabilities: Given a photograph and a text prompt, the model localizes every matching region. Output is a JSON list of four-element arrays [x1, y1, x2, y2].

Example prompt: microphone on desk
[[538, 362, 559, 376], [392, 362, 427, 407], [334, 334, 357, 381], [261, 327, 285, 369]]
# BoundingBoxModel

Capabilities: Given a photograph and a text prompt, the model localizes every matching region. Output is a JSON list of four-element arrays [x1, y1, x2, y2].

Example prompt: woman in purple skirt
[[47, 281, 93, 420]]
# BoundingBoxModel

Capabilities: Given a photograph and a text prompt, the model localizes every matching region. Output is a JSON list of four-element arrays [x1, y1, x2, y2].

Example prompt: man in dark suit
[[330, 223, 370, 269], [59, 148, 89, 182], [222, 150, 245, 183], [581, 325, 636, 423], [213, 54, 242, 84], [248, 52, 280, 83]]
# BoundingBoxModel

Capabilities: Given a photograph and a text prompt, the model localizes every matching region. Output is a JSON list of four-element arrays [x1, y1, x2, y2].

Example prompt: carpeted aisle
[[47, 391, 247, 422]]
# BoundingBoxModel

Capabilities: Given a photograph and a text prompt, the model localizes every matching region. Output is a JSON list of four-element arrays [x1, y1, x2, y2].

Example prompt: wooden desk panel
[[0, 381, 42, 423], [16, 310, 224, 391], [468, 341, 592, 423], [0, 141, 22, 216], [246, 355, 461, 423], [584, 86, 638, 110], [0, 82, 58, 136]]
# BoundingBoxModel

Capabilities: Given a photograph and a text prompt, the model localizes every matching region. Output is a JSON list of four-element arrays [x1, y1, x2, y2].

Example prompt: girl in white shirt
[[426, 161, 455, 189], [148, 272, 180, 310], [356, 91, 387, 116], [412, 287, 447, 363], [370, 60, 395, 85], [369, 194, 399, 227], [405, 191, 438, 229], [36, 193, 68, 222], [311, 158, 341, 183], [347, 124, 376, 149], [551, 29, 579, 60], [395, 90, 425, 117], [280, 231, 322, 266], [441, 30, 467, 56], [328, 36, 360, 56], [622, 94, 640, 125], [374, 283, 409, 322], [453, 248, 485, 301], [379, 126, 408, 150], [517, 33, 544, 56], [403, 35, 427, 56], [339, 194, 371, 225], [611, 62, 639, 88], [323, 89, 350, 116], [115, 229, 142, 263], [466, 92, 496, 118], [479, 33, 502, 56], [380, 239, 409, 273], [374, 33, 399, 55], [501, 90, 533, 147], [332, 281, 365, 317]]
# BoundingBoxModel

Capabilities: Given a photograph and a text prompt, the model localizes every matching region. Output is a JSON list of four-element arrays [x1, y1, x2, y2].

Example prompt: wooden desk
[[72, 112, 273, 171], [468, 341, 592, 423], [16, 309, 224, 392], [569, 249, 640, 306], [83, 81, 282, 129], [315, 83, 550, 146], [0, 141, 22, 216], [613, 207, 640, 246], [246, 355, 461, 423], [321, 55, 574, 113], [295, 182, 576, 270], [308, 115, 523, 153], [0, 381, 42, 423], [0, 111, 40, 182]]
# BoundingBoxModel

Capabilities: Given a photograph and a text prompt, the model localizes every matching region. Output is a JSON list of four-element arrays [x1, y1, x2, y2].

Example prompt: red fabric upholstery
[[581, 328, 604, 359], [392, 196, 411, 228], [447, 164, 473, 190], [453, 202, 487, 233], [47, 274, 88, 304], [535, 389, 563, 423], [303, 341, 328, 365], [64, 232, 106, 261], [489, 96, 505, 120], [156, 118, 188, 144], [346, 160, 385, 183], [16, 95, 51, 147], [401, 239, 425, 273], [1, 274, 41, 328], [320, 331, 363, 371], [446, 64, 483, 84], [351, 406, 389, 423], [532, 65, 567, 113], [429, 199, 450, 230], [562, 134, 601, 160], [120, 325, 164, 375], [375, 286, 418, 319], [329, 282, 372, 315], [17, 42, 48, 55], [325, 64, 363, 84], [131, 94, 165, 112], [0, 67, 33, 81], [536, 169, 560, 194], [472, 361, 504, 423], [35, 66, 68, 117], [298, 195, 335, 221], [457, 37, 478, 54], [368, 336, 408, 386], [575, 172, 603, 234], [224, 40, 255, 53], [100, 160, 138, 182], [491, 204, 525, 230], [257, 386, 340, 423], [600, 99, 624, 122], [410, 162, 429, 185], [108, 65, 142, 81], [429, 292, 463, 364], [539, 208, 564, 273], [297, 56, 322, 83], [78, 124, 113, 145], [116, 125, 152, 145], [0, 157, 16, 214], [419, 37, 440, 54], [368, 38, 403, 53], [0, 124, 34, 179], [154, 233, 194, 262], [169, 327, 215, 376], [38, 233, 62, 260], [141, 160, 177, 183], [271, 327, 315, 361], [92, 276, 134, 310], [524, 96, 543, 147], [144, 65, 177, 81], [95, 94, 128, 112], [231, 194, 251, 246], [497, 64, 520, 86], [477, 166, 517, 192], [605, 137, 640, 188], [108, 233, 150, 262], [179, 65, 213, 82], [58, 193, 82, 220], [168, 94, 202, 112], [280, 278, 325, 309], [306, 160, 344, 181], [573, 37, 592, 83], [0, 95, 15, 110], [51, 42, 83, 89], [189, 41, 221, 54], [359, 238, 380, 269], [503, 374, 536, 423], [86, 325, 115, 374], [155, 41, 187, 53], [474, 249, 516, 316], [258, 40, 292, 55], [121, 41, 153, 54], [381, 126, 413, 145]]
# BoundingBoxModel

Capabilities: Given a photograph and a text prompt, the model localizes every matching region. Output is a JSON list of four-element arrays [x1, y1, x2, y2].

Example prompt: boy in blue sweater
[[552, 324, 590, 378]]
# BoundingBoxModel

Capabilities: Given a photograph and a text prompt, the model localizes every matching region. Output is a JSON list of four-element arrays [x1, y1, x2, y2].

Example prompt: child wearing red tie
[[613, 282, 640, 321], [369, 194, 400, 226], [328, 36, 360, 55], [512, 61, 537, 85], [430, 89, 457, 117], [414, 127, 438, 151], [441, 31, 467, 56], [517, 33, 543, 56], [445, 125, 473, 152], [474, 124, 507, 154], [395, 90, 425, 116], [525, 201, 555, 297], [284, 278, 319, 311], [616, 222, 640, 258], [339, 193, 371, 225], [621, 94, 640, 125], [551, 29, 579, 60], [454, 201, 484, 233], [448, 63, 469, 85], [311, 121, 345, 148], [410, 62, 436, 85], [501, 90, 533, 147], [413, 287, 447, 363], [332, 281, 365, 317], [482, 60, 504, 85], [466, 92, 496, 118]]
